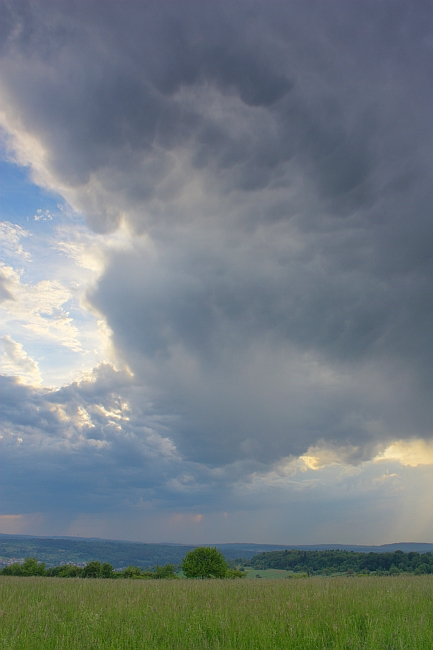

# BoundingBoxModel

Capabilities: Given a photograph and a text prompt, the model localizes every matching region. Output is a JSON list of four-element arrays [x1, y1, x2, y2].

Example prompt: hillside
[[249, 548, 433, 575], [0, 534, 432, 569]]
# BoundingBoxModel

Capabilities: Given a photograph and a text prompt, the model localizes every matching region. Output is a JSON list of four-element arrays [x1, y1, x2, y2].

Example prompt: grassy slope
[[1, 575, 432, 649]]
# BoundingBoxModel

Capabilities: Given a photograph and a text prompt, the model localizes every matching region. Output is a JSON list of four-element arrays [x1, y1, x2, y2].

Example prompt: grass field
[[244, 568, 295, 579], [0, 575, 432, 649]]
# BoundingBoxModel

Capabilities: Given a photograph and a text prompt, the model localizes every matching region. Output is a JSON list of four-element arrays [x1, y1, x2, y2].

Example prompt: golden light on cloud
[[0, 514, 22, 520], [299, 444, 361, 470], [300, 452, 336, 471], [376, 440, 433, 466], [171, 513, 203, 524], [0, 513, 44, 535], [0, 335, 42, 385]]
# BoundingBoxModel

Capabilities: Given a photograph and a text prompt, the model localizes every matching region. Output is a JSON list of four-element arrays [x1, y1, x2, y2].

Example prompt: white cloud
[[0, 221, 31, 260], [1, 274, 82, 352], [33, 209, 53, 221], [0, 220, 117, 385], [53, 222, 135, 273], [0, 334, 42, 385], [376, 439, 433, 467]]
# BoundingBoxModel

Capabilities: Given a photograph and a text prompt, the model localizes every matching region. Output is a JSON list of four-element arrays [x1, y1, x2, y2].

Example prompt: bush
[[225, 568, 246, 579]]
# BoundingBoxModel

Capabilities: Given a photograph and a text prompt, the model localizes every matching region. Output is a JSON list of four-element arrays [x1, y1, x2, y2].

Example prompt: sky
[[1, 0, 433, 545]]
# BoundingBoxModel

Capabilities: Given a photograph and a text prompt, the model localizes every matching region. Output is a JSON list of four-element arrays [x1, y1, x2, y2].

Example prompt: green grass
[[1, 575, 432, 648], [244, 567, 295, 579]]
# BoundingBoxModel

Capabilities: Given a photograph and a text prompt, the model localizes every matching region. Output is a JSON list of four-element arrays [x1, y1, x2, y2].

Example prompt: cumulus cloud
[[0, 364, 182, 513], [0, 334, 41, 384], [1, 0, 433, 539], [376, 439, 433, 467], [0, 266, 14, 303], [0, 267, 82, 352]]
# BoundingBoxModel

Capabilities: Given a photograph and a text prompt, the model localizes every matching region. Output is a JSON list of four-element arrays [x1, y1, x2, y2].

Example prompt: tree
[[101, 562, 114, 578], [1, 558, 46, 577], [122, 565, 142, 578], [46, 565, 83, 578], [415, 563, 429, 575], [154, 564, 178, 579], [181, 547, 228, 579], [82, 561, 101, 578], [20, 558, 43, 576]]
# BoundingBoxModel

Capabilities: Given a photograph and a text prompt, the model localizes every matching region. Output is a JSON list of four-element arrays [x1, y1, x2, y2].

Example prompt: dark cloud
[[0, 366, 179, 512], [0, 366, 270, 525], [1, 0, 433, 480], [2, 360, 433, 544]]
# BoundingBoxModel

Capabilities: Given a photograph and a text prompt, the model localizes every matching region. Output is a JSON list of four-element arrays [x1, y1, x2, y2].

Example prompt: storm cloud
[[1, 0, 433, 540]]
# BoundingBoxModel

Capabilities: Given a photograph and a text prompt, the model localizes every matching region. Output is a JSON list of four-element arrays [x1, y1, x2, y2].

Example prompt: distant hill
[[215, 542, 433, 555], [0, 534, 432, 568], [0, 535, 194, 569], [249, 547, 433, 575]]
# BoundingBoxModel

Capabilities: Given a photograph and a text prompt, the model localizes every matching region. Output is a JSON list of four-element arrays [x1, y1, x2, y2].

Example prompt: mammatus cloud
[[1, 0, 433, 541]]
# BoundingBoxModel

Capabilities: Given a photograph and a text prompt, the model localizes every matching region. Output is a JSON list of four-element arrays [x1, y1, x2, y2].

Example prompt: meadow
[[244, 568, 295, 579], [0, 574, 432, 649]]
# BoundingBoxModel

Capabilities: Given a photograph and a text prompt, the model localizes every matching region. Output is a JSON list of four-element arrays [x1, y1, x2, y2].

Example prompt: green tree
[[415, 563, 429, 575], [182, 547, 228, 579], [154, 564, 178, 579], [46, 565, 83, 577], [122, 565, 142, 578], [0, 563, 19, 576], [82, 561, 101, 578], [21, 557, 46, 576], [101, 562, 114, 578], [1, 557, 46, 576]]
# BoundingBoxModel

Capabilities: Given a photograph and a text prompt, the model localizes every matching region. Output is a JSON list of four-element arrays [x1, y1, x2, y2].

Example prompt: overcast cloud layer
[[1, 0, 433, 542]]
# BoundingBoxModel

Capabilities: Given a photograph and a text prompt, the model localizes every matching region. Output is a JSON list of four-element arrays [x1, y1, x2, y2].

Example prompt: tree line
[[5, 548, 432, 578], [0, 547, 245, 580], [249, 549, 433, 575]]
